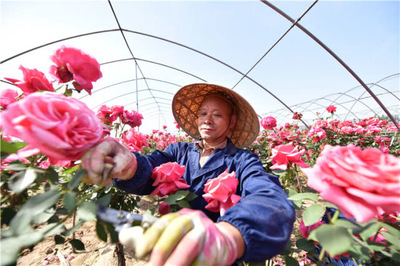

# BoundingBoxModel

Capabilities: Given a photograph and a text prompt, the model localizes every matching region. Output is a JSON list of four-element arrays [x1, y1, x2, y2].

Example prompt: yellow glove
[[119, 209, 237, 266]]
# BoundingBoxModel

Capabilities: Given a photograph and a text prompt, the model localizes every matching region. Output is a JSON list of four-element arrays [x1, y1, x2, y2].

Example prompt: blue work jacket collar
[[190, 138, 239, 180]]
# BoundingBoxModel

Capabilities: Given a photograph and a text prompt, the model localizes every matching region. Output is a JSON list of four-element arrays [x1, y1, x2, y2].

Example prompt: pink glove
[[80, 137, 137, 186], [149, 209, 238, 266]]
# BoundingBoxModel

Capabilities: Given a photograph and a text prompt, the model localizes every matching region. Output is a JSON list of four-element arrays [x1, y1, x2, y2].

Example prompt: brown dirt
[[16, 219, 148, 266]]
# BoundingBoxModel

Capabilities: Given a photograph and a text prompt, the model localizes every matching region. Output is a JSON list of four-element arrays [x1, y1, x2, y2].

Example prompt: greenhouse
[[1, 1, 399, 265]]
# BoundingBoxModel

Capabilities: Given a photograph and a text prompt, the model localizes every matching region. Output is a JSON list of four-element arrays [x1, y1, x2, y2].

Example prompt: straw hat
[[172, 83, 260, 148]]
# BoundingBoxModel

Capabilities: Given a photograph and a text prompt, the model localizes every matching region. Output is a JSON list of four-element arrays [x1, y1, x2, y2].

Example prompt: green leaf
[[287, 192, 319, 202], [4, 163, 27, 171], [96, 193, 112, 206], [303, 204, 325, 226], [309, 224, 352, 257], [67, 169, 86, 190], [175, 190, 189, 197], [41, 223, 66, 237], [8, 168, 37, 194], [63, 192, 77, 212], [359, 222, 381, 240], [322, 201, 338, 209], [96, 221, 108, 242], [334, 219, 363, 234], [62, 165, 79, 175], [55, 235, 66, 244], [177, 200, 191, 209], [0, 139, 27, 156], [296, 238, 316, 251], [9, 189, 61, 235], [164, 193, 186, 204], [285, 256, 300, 266], [77, 202, 97, 221], [45, 167, 60, 183], [0, 237, 21, 266], [69, 239, 85, 250], [32, 208, 56, 224]]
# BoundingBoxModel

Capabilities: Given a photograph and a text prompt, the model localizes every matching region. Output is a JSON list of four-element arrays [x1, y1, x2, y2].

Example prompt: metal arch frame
[[101, 58, 207, 82], [260, 0, 399, 130], [92, 90, 174, 110], [78, 78, 180, 101]]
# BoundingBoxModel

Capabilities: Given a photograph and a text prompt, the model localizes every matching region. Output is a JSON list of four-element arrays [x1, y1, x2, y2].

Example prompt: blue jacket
[[114, 139, 295, 263]]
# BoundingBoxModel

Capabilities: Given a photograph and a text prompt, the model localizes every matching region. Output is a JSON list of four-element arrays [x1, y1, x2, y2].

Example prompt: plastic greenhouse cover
[[1, 0, 399, 133]]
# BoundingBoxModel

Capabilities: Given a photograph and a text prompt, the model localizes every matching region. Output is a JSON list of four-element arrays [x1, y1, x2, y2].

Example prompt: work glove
[[119, 208, 238, 266], [80, 137, 137, 186]]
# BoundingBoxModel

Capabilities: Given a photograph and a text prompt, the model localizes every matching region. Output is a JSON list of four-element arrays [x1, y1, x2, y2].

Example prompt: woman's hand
[[80, 137, 137, 186]]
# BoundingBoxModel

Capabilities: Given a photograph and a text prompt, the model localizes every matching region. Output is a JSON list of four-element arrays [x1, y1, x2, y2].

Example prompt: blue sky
[[1, 0, 399, 132]]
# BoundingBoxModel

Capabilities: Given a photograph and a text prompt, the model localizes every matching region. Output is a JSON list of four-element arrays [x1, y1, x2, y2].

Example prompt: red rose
[[150, 162, 189, 197], [326, 105, 337, 114], [203, 169, 242, 216], [0, 89, 19, 109]]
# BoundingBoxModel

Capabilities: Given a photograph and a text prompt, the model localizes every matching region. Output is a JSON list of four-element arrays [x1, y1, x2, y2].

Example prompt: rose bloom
[[260, 116, 277, 130], [303, 144, 400, 223], [5, 65, 54, 95], [203, 169, 242, 216], [307, 127, 326, 144], [292, 112, 303, 120], [150, 162, 189, 197], [50, 46, 102, 94], [326, 105, 337, 113], [0, 92, 103, 161], [270, 143, 309, 170], [121, 128, 148, 152], [0, 89, 19, 109], [121, 109, 143, 128]]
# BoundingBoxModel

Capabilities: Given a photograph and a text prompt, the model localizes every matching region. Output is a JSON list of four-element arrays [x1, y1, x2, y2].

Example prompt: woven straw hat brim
[[172, 83, 260, 148]]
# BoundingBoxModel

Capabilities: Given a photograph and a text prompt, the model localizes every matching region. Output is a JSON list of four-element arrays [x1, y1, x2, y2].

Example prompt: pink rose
[[307, 128, 326, 144], [260, 116, 277, 130], [50, 46, 102, 94], [202, 169, 242, 216], [5, 65, 54, 95], [0, 92, 103, 161], [270, 143, 309, 170], [121, 109, 143, 128], [326, 105, 337, 114], [150, 162, 189, 197], [0, 89, 19, 109], [121, 128, 148, 152], [303, 144, 400, 223]]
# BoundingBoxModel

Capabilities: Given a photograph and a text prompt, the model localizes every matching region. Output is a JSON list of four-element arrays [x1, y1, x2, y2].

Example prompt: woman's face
[[197, 95, 236, 146]]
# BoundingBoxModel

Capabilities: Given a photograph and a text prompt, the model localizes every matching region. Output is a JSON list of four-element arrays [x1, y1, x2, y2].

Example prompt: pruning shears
[[96, 205, 159, 232]]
